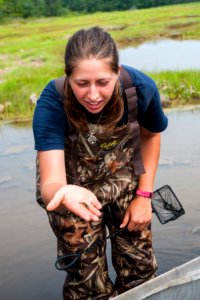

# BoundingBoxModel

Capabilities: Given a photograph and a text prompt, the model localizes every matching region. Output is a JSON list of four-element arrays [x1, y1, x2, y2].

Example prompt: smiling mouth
[[86, 100, 102, 105]]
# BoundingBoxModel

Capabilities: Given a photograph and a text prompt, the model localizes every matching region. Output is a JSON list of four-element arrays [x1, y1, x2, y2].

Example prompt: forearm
[[121, 129, 160, 231], [138, 128, 161, 192], [38, 150, 67, 208]]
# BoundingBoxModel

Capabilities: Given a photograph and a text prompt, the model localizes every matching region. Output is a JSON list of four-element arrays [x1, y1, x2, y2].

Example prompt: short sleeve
[[138, 86, 168, 133], [122, 65, 168, 133], [32, 80, 68, 151]]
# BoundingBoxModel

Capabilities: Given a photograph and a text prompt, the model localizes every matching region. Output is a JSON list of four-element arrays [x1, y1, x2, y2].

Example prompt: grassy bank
[[0, 2, 200, 120], [150, 70, 200, 107]]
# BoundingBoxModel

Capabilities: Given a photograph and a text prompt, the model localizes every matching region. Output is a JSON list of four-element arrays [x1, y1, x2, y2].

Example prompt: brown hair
[[64, 26, 124, 132]]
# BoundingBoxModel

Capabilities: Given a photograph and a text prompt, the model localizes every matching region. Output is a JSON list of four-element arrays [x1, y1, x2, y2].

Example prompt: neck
[[83, 108, 104, 124]]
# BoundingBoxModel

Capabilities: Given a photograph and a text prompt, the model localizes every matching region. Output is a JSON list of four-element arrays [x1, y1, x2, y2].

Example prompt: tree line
[[0, 0, 198, 19]]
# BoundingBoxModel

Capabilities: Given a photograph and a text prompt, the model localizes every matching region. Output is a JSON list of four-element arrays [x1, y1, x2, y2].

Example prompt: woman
[[33, 26, 168, 299]]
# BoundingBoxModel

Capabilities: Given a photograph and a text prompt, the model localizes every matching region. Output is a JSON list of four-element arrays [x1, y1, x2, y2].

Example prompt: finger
[[89, 197, 102, 210], [129, 222, 147, 232], [77, 203, 101, 221], [88, 211, 101, 222], [126, 217, 144, 231], [132, 225, 140, 232], [88, 204, 102, 217], [78, 201, 101, 216], [76, 201, 102, 221], [78, 202, 91, 210], [72, 205, 92, 222], [46, 191, 64, 211], [139, 222, 148, 231], [120, 212, 129, 228], [126, 221, 136, 231]]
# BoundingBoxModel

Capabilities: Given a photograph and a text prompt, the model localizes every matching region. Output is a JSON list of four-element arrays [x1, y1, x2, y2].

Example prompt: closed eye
[[97, 81, 109, 86], [76, 81, 109, 87], [76, 82, 89, 87]]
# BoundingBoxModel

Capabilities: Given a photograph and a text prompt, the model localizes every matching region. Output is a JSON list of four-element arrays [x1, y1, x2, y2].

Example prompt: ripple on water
[[0, 145, 32, 156], [192, 227, 200, 234], [23, 163, 35, 171], [159, 158, 192, 167], [0, 175, 12, 185]]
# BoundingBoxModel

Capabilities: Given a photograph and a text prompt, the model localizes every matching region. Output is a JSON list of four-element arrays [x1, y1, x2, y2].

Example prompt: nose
[[87, 85, 99, 101]]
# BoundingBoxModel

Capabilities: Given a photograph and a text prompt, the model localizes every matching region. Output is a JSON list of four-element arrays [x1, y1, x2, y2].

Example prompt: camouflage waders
[[37, 122, 157, 299]]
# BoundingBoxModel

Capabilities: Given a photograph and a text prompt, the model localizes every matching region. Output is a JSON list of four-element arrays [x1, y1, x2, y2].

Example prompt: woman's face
[[68, 57, 120, 114]]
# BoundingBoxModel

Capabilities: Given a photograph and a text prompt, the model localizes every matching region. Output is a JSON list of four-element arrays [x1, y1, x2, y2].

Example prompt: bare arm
[[38, 150, 102, 221], [138, 126, 161, 192], [121, 126, 161, 231], [38, 150, 67, 205]]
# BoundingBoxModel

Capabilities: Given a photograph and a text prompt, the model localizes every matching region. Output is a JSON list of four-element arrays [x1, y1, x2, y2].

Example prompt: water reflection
[[119, 39, 200, 71]]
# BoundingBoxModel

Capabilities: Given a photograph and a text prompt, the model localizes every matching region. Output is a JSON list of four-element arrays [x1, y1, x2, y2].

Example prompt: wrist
[[136, 188, 153, 199]]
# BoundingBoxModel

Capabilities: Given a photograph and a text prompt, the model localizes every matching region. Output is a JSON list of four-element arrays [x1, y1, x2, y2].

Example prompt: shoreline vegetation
[[1, 104, 200, 126], [0, 2, 200, 121]]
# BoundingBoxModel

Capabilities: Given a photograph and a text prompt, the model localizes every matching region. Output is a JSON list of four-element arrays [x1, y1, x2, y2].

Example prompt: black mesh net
[[152, 185, 185, 224]]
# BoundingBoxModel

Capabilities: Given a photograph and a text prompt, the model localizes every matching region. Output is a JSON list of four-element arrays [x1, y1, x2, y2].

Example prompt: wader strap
[[67, 134, 81, 186], [54, 75, 65, 98], [120, 68, 145, 176]]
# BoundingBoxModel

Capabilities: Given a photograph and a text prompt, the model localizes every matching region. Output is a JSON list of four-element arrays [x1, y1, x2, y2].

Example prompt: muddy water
[[0, 108, 200, 299], [119, 40, 200, 71]]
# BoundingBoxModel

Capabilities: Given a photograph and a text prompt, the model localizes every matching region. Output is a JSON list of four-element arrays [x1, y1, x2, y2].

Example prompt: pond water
[[119, 39, 200, 71], [1, 108, 200, 299]]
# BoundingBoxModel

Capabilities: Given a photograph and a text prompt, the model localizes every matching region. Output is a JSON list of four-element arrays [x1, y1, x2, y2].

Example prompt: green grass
[[0, 2, 200, 120], [149, 70, 200, 106]]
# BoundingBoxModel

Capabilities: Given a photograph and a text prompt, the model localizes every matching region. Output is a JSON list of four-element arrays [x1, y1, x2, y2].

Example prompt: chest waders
[[36, 67, 157, 299]]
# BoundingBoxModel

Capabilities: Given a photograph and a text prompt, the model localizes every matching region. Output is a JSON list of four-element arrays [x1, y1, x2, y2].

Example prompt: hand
[[46, 185, 102, 222], [120, 196, 152, 231]]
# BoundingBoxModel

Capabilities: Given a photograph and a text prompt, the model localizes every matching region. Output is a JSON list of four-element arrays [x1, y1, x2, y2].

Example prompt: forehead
[[71, 57, 114, 79]]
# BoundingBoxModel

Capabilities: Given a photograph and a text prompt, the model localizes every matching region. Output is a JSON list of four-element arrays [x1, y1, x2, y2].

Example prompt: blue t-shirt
[[33, 65, 168, 151]]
